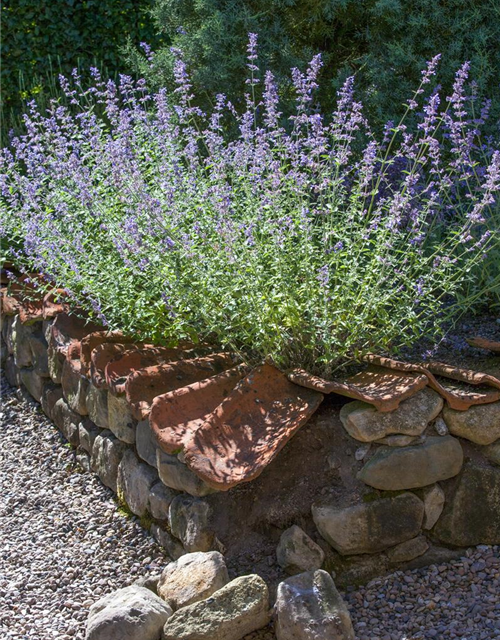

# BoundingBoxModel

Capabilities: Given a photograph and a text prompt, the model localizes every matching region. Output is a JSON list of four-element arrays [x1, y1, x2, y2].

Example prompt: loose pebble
[[0, 381, 167, 640]]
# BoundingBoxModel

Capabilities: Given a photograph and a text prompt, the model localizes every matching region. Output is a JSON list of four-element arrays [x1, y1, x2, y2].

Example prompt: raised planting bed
[[2, 286, 500, 593]]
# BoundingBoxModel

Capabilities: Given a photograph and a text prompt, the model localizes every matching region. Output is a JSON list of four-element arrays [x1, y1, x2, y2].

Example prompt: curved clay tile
[[1, 275, 47, 324], [18, 298, 44, 324], [184, 363, 323, 491], [150, 364, 250, 455], [125, 353, 238, 421], [363, 355, 500, 411], [467, 337, 500, 353], [50, 313, 101, 357], [90, 342, 143, 389], [80, 331, 135, 377], [288, 365, 428, 412], [42, 289, 69, 319], [105, 346, 186, 396], [2, 283, 21, 316]]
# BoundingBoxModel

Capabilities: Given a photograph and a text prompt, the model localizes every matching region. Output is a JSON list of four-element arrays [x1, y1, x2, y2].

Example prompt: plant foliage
[[1, 41, 499, 375]]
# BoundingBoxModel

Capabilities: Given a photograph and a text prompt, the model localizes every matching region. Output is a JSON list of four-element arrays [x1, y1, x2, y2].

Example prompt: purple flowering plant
[[1, 37, 499, 376]]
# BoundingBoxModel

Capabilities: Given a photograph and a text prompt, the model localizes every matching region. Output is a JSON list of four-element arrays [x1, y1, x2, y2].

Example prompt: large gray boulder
[[443, 402, 500, 445], [61, 357, 89, 415], [5, 355, 20, 387], [157, 551, 229, 610], [339, 388, 443, 442], [275, 570, 354, 640], [19, 367, 44, 403], [78, 418, 101, 454], [162, 575, 270, 640], [0, 333, 7, 366], [312, 493, 424, 555], [117, 450, 157, 516], [482, 441, 500, 465], [169, 495, 214, 553], [277, 526, 325, 575], [151, 524, 185, 560], [434, 462, 500, 546], [85, 585, 172, 640], [11, 315, 34, 368], [357, 436, 463, 490], [40, 382, 64, 420], [28, 330, 49, 377]]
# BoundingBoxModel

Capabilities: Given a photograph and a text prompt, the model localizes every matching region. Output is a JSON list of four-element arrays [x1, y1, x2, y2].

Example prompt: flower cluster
[[1, 38, 499, 375]]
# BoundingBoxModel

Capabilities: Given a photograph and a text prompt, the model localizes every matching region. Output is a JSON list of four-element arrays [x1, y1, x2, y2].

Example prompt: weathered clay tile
[[18, 298, 44, 325], [90, 342, 142, 389], [0, 286, 20, 315], [105, 346, 186, 396], [80, 330, 135, 377], [42, 289, 69, 319], [2, 276, 46, 324], [467, 337, 500, 353], [50, 313, 101, 357], [150, 364, 250, 455], [125, 353, 238, 421], [184, 363, 323, 490], [288, 365, 428, 412], [364, 355, 500, 411]]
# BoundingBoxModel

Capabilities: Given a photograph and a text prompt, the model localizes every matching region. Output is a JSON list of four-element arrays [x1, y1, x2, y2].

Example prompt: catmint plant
[[1, 37, 499, 377]]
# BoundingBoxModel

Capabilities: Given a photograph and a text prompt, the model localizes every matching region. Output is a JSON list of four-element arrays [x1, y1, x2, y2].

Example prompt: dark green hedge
[[1, 0, 163, 134], [125, 0, 500, 126]]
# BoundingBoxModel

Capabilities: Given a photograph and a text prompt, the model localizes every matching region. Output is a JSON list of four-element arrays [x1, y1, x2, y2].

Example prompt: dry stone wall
[[2, 304, 500, 589]]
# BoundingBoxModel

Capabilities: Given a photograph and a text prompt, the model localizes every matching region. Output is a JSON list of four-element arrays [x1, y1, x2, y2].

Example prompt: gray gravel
[[344, 545, 500, 640], [2, 378, 500, 640], [0, 380, 167, 640]]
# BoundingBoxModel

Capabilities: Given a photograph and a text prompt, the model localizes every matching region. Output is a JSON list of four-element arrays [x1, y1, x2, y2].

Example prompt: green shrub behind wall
[[1, 0, 164, 136], [125, 0, 500, 125]]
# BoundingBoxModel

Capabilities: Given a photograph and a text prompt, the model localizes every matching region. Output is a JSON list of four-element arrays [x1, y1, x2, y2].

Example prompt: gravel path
[[0, 380, 167, 640], [2, 378, 500, 640], [344, 546, 500, 640]]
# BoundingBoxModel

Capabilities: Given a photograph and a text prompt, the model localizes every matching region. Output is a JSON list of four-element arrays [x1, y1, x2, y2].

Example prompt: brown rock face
[[184, 363, 323, 490], [150, 364, 249, 454], [125, 353, 237, 421]]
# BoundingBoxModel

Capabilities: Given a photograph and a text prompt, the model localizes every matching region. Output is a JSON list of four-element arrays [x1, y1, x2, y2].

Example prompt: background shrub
[[126, 0, 500, 126], [1, 0, 166, 138]]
